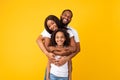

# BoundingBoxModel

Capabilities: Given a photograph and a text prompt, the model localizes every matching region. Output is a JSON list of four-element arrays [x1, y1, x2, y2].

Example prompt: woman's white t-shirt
[[41, 26, 80, 42], [41, 29, 74, 38]]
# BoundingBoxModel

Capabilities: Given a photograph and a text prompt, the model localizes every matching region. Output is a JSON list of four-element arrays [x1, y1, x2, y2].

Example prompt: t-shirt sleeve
[[72, 29, 80, 42], [67, 30, 74, 38], [67, 26, 80, 42], [41, 29, 51, 38]]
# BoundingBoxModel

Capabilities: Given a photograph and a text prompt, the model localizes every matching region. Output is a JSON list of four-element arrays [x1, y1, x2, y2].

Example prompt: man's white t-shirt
[[67, 26, 80, 42], [50, 56, 68, 77]]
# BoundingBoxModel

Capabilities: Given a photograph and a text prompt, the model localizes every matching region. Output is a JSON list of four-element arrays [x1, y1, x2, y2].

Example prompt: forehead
[[47, 20, 55, 24], [56, 31, 64, 36], [62, 11, 72, 16]]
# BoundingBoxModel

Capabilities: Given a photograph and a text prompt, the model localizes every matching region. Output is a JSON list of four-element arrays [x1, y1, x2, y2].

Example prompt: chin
[[63, 21, 69, 25]]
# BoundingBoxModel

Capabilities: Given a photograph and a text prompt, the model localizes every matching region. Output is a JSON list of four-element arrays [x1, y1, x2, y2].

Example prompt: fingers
[[54, 61, 58, 65], [53, 60, 60, 66]]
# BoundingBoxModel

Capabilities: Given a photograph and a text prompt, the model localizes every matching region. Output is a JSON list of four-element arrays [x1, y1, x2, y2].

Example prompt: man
[[57, 9, 80, 65], [58, 9, 80, 80]]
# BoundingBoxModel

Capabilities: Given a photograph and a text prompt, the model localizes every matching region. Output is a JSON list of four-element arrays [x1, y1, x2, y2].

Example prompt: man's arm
[[64, 36, 77, 54], [56, 42, 80, 66], [67, 42, 80, 59]]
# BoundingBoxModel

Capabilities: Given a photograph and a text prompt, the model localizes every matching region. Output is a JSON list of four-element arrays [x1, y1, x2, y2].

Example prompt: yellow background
[[0, 0, 120, 80]]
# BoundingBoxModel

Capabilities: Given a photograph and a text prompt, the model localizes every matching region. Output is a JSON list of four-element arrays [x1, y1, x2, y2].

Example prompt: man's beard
[[60, 18, 69, 28]]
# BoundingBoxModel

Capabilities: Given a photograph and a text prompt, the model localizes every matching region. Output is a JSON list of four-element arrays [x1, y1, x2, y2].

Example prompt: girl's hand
[[46, 77, 50, 80]]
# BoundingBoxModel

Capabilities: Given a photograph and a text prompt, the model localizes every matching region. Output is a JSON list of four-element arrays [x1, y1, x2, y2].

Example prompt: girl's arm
[[46, 61, 51, 80], [68, 60, 72, 80], [66, 42, 80, 60]]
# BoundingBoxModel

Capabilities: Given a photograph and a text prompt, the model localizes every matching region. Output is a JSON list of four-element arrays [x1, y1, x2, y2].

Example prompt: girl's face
[[47, 20, 58, 31], [55, 31, 66, 47]]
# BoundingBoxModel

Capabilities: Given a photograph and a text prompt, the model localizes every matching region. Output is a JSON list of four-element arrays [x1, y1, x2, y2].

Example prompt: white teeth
[[63, 19, 67, 22]]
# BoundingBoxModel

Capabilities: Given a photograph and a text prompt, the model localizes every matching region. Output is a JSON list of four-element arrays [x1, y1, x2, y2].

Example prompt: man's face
[[60, 11, 72, 25]]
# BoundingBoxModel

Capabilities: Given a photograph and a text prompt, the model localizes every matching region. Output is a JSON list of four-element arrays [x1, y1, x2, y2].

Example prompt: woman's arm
[[36, 35, 49, 55], [56, 42, 80, 66], [46, 36, 77, 56], [36, 35, 55, 63]]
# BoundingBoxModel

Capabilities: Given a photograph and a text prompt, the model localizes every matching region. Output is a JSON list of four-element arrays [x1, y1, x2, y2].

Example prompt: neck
[[56, 45, 64, 48]]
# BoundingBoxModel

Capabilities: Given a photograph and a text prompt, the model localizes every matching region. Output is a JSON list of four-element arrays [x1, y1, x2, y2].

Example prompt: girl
[[47, 29, 71, 80]]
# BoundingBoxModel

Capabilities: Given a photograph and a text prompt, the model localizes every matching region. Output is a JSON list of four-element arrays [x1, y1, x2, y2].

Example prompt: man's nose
[[64, 16, 68, 19]]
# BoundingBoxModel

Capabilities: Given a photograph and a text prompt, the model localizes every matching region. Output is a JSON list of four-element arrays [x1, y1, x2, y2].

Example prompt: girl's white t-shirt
[[50, 55, 68, 77]]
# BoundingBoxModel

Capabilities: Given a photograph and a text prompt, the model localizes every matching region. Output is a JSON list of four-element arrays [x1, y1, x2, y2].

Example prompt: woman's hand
[[55, 56, 69, 66], [47, 52, 56, 63]]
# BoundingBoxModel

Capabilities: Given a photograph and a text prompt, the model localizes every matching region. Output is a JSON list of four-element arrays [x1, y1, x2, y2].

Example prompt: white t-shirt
[[50, 56, 68, 77], [67, 26, 80, 42], [41, 29, 51, 38], [41, 29, 74, 38]]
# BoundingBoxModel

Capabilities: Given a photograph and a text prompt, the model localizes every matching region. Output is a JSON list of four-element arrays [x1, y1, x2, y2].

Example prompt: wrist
[[45, 51, 49, 57], [67, 55, 72, 60], [64, 56, 70, 61]]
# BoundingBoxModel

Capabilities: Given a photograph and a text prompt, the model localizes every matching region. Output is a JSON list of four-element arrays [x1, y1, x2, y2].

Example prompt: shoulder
[[67, 26, 80, 42], [41, 29, 51, 38], [67, 26, 78, 34], [41, 29, 49, 35]]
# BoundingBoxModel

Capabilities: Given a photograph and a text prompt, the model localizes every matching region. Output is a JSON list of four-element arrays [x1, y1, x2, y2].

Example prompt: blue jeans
[[50, 73, 68, 80]]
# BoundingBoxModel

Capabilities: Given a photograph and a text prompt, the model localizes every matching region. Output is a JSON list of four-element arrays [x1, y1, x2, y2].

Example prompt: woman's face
[[47, 20, 58, 31], [55, 31, 66, 47]]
